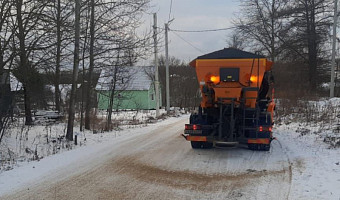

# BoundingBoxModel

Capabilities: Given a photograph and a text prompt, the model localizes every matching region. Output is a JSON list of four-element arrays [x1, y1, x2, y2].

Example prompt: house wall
[[147, 84, 162, 109], [97, 90, 156, 110], [97, 82, 163, 110]]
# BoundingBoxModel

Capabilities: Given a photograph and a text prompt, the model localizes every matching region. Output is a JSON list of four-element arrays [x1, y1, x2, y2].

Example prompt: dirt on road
[[2, 117, 292, 200]]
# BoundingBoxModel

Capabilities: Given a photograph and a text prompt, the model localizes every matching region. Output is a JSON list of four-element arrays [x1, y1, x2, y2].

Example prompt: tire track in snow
[[110, 154, 288, 192], [272, 139, 293, 200], [2, 117, 293, 200]]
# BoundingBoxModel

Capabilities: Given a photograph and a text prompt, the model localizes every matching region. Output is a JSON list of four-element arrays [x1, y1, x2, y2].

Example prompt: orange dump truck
[[182, 48, 275, 151]]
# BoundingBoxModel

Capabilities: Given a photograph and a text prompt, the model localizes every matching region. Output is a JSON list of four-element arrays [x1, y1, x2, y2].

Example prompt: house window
[[151, 94, 154, 101]]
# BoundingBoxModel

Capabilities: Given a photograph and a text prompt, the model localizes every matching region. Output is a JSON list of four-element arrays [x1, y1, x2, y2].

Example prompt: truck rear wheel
[[191, 141, 213, 149], [262, 144, 270, 151], [248, 144, 270, 151], [202, 142, 213, 149], [191, 141, 202, 149]]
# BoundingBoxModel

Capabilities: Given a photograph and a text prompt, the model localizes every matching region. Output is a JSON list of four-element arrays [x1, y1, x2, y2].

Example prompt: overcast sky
[[139, 0, 241, 65]]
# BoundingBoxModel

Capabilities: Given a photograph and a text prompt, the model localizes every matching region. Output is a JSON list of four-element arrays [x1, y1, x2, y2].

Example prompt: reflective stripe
[[186, 136, 207, 142], [247, 138, 270, 144]]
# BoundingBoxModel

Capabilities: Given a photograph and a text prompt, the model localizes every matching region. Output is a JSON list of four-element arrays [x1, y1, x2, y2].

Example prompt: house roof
[[96, 66, 154, 91], [196, 48, 265, 60]]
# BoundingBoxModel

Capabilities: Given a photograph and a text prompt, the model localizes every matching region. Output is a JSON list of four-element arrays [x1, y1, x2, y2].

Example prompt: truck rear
[[182, 48, 275, 151]]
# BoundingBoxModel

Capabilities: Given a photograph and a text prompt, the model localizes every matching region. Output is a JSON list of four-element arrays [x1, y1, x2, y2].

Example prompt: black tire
[[202, 142, 213, 149], [263, 144, 270, 151], [248, 144, 255, 150], [191, 141, 202, 149], [248, 144, 270, 151]]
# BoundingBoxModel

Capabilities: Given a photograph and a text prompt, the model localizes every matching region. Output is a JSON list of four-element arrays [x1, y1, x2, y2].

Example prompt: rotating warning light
[[250, 75, 257, 82], [209, 76, 220, 84]]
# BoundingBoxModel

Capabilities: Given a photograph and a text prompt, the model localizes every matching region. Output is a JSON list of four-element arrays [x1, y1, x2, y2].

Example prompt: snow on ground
[[275, 123, 340, 200], [273, 97, 340, 199], [0, 115, 189, 196], [1, 98, 340, 199], [1, 113, 339, 200], [0, 108, 180, 172], [95, 109, 168, 122], [0, 111, 188, 197]]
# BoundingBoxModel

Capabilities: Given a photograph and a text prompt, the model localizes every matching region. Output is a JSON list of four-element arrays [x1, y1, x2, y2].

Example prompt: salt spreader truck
[[182, 48, 275, 151]]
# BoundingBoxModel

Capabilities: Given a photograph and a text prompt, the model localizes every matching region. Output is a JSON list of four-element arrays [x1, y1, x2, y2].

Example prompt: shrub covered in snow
[[0, 108, 184, 172], [275, 98, 340, 148]]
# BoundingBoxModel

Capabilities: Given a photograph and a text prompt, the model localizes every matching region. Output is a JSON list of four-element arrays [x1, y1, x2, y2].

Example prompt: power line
[[169, 26, 237, 33], [170, 31, 205, 54]]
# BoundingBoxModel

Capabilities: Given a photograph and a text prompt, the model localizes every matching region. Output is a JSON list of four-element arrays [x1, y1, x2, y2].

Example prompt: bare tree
[[226, 31, 245, 50], [0, 0, 15, 74], [84, 0, 95, 130], [283, 0, 332, 88], [0, 1, 15, 136], [234, 0, 332, 90], [40, 0, 74, 112], [158, 56, 199, 109], [98, 48, 135, 131], [66, 0, 81, 141], [53, 0, 74, 112], [234, 0, 290, 62], [83, 0, 151, 130], [14, 0, 51, 125]]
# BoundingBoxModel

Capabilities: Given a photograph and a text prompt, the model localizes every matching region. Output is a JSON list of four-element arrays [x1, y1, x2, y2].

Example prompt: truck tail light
[[185, 124, 202, 130], [259, 126, 263, 132], [185, 124, 193, 130], [193, 124, 201, 130], [258, 126, 272, 132]]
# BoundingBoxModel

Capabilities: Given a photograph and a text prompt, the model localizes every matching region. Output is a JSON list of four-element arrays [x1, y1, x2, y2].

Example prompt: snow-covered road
[[0, 115, 339, 199]]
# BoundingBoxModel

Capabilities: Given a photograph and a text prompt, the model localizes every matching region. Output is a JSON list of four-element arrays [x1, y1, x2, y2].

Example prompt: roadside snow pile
[[95, 108, 185, 124], [275, 125, 340, 200], [0, 122, 70, 171], [89, 108, 188, 131], [0, 109, 185, 173], [276, 97, 340, 148]]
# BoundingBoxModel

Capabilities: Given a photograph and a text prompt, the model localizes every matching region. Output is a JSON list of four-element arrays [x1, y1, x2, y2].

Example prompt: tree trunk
[[16, 0, 33, 125], [270, 0, 276, 62], [80, 1, 91, 131], [55, 0, 61, 112], [23, 85, 33, 125], [85, 0, 95, 130], [106, 66, 118, 131], [66, 0, 81, 141], [306, 0, 318, 89]]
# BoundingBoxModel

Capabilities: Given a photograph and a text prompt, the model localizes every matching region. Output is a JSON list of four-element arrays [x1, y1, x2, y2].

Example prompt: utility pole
[[66, 0, 81, 141], [153, 13, 160, 117], [165, 23, 170, 114], [330, 0, 338, 98]]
